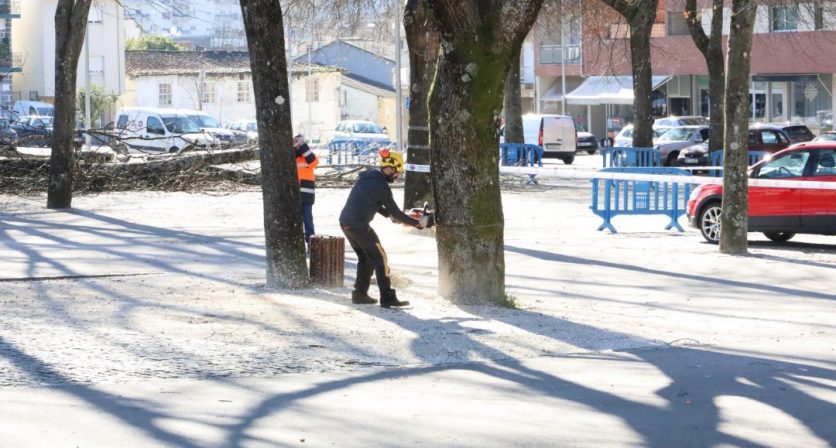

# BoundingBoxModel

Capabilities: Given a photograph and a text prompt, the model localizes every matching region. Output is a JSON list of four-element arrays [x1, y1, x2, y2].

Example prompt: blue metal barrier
[[327, 140, 388, 165], [591, 167, 692, 233], [708, 150, 770, 176], [499, 143, 543, 167], [602, 147, 661, 167]]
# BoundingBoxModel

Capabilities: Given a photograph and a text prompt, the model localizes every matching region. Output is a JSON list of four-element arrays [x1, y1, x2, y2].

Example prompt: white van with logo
[[521, 114, 577, 164], [113, 107, 218, 153]]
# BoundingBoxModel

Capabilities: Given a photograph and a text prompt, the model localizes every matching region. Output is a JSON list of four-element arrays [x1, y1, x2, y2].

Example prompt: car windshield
[[162, 116, 201, 133], [36, 107, 54, 116], [190, 115, 220, 128], [351, 122, 383, 134], [32, 117, 53, 127], [659, 128, 693, 141]]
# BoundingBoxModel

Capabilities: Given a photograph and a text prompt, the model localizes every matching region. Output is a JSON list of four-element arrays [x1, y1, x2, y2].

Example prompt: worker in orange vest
[[295, 134, 319, 252]]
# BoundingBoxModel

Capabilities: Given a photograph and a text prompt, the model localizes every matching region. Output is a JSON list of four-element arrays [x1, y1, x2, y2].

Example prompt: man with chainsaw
[[339, 148, 433, 308]]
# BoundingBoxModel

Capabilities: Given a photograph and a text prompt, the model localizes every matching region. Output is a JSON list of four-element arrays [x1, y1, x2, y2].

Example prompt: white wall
[[12, 0, 125, 100], [290, 72, 342, 143]]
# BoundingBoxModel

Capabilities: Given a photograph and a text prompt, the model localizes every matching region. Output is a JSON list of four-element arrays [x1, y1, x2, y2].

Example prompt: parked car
[[576, 131, 598, 155], [752, 122, 815, 145], [613, 125, 661, 147], [11, 100, 54, 120], [653, 115, 709, 132], [813, 131, 836, 142], [113, 107, 219, 153], [180, 109, 239, 147], [687, 142, 836, 244], [331, 120, 392, 146], [676, 126, 797, 167], [10, 116, 85, 149], [0, 118, 19, 150], [225, 120, 258, 144], [653, 125, 710, 166]]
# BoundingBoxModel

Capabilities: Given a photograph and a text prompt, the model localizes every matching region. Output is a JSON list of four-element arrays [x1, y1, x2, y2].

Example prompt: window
[[761, 130, 779, 144], [203, 82, 215, 103], [667, 11, 690, 36], [158, 83, 172, 106], [813, 150, 836, 176], [771, 5, 798, 32], [757, 151, 810, 178], [306, 77, 319, 102], [237, 81, 251, 103], [147, 116, 165, 134], [116, 115, 128, 129]]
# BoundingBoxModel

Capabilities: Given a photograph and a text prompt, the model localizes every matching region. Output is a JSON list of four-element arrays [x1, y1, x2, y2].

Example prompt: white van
[[11, 101, 54, 119], [113, 107, 218, 153], [521, 114, 577, 164]]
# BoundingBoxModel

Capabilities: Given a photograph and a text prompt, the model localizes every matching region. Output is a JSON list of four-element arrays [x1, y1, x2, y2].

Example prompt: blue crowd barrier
[[602, 147, 661, 167], [591, 167, 692, 233], [499, 143, 543, 167], [708, 150, 770, 176], [326, 139, 389, 165]]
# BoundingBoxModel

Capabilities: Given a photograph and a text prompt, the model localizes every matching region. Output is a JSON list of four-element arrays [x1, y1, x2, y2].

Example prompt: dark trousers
[[300, 196, 314, 243], [341, 225, 392, 295]]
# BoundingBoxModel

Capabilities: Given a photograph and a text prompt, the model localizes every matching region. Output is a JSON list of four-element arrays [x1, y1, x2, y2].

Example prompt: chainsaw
[[407, 202, 435, 228]]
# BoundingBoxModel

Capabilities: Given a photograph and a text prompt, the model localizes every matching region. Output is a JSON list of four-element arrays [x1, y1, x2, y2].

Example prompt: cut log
[[309, 235, 345, 287]]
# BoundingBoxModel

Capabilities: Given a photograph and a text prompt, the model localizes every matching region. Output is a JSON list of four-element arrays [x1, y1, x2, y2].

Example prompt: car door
[[145, 116, 168, 151], [749, 150, 810, 229], [800, 148, 836, 232]]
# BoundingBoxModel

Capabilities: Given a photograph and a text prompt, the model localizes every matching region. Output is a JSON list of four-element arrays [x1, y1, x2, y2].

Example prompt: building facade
[[123, 0, 246, 50], [0, 0, 21, 112], [11, 0, 126, 123], [535, 0, 836, 139]]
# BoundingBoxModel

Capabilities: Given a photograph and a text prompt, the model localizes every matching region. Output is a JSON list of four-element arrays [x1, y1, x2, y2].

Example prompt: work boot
[[380, 290, 409, 308], [351, 290, 377, 304]]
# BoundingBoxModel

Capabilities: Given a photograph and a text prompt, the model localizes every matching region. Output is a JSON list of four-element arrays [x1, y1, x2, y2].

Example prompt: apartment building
[[123, 0, 246, 50], [0, 0, 21, 112], [11, 0, 126, 124], [535, 0, 836, 138]]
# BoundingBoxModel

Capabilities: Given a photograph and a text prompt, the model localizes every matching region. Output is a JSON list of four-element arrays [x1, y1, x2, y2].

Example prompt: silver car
[[654, 125, 710, 166]]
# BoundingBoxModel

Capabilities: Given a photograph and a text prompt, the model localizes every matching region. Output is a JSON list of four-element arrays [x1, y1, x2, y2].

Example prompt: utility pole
[[394, 0, 403, 151], [84, 19, 91, 144]]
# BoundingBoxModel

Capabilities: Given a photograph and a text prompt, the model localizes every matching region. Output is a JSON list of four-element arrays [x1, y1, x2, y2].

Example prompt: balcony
[[539, 44, 582, 64], [0, 0, 21, 18], [0, 52, 22, 72]]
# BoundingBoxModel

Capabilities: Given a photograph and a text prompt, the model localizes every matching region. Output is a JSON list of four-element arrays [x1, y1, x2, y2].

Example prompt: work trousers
[[340, 225, 392, 295]]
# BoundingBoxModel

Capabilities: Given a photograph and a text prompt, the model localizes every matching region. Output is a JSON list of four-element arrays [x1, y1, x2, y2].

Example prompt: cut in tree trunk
[[403, 0, 440, 209], [49, 0, 93, 209], [503, 48, 524, 144], [720, 0, 757, 254], [427, 0, 544, 304], [240, 0, 309, 288]]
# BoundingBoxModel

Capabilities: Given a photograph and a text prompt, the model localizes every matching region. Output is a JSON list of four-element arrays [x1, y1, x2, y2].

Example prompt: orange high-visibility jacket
[[296, 143, 318, 202]]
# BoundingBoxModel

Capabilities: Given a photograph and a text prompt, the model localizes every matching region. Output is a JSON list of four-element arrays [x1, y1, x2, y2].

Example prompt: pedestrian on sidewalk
[[339, 149, 432, 308], [295, 134, 318, 252]]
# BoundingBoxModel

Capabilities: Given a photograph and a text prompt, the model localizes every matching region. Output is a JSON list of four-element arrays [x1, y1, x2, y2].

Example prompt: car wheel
[[665, 152, 679, 167], [563, 154, 575, 165], [698, 201, 722, 244], [586, 149, 596, 155], [169, 146, 179, 154], [763, 231, 795, 242]]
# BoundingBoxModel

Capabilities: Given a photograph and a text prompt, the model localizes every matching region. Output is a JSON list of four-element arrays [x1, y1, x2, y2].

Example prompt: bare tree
[[49, 0, 93, 209], [426, 0, 544, 304], [403, 0, 439, 209], [239, 0, 309, 288], [596, 0, 658, 148], [719, 0, 758, 254], [685, 0, 724, 152]]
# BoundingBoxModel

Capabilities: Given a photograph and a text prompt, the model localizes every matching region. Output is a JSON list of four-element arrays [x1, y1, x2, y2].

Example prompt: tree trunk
[[403, 0, 440, 209], [720, 0, 757, 254], [686, 0, 725, 152], [240, 0, 309, 288], [427, 0, 543, 304], [48, 0, 92, 209], [503, 49, 524, 144]]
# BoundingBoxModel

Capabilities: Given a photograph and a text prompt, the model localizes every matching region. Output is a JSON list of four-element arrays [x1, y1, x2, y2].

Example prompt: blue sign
[[405, 96, 411, 110]]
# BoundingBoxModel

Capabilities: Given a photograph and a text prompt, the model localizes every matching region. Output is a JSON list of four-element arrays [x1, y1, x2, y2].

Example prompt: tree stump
[[309, 235, 345, 286]]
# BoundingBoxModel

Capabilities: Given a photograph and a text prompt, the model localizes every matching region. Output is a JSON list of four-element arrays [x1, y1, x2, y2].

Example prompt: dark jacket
[[339, 169, 419, 229]]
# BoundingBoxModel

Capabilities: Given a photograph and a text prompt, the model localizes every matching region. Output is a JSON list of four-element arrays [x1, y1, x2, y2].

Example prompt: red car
[[687, 142, 836, 243]]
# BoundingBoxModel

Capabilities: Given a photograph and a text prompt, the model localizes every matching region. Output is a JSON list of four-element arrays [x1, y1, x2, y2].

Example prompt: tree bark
[[598, 0, 658, 148], [49, 0, 92, 209], [720, 0, 757, 254], [427, 0, 543, 304], [240, 0, 309, 288], [403, 0, 440, 209], [686, 0, 725, 152], [503, 48, 524, 144]]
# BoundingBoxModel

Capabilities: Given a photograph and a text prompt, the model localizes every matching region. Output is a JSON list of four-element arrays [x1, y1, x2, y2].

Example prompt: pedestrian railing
[[708, 150, 770, 176], [601, 146, 661, 168], [326, 140, 389, 165], [591, 167, 692, 233], [500, 143, 543, 167]]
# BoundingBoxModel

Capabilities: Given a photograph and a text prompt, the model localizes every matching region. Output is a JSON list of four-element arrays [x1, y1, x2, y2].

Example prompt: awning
[[565, 76, 671, 105]]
